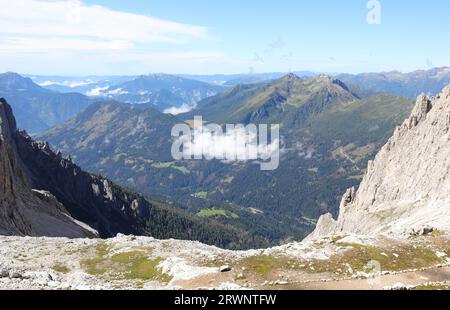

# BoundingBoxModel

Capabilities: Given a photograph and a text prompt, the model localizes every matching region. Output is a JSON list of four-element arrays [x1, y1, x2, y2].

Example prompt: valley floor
[[0, 233, 449, 290]]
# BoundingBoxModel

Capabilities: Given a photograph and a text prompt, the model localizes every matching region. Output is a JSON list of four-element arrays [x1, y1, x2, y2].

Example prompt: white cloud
[[38, 80, 58, 87], [106, 88, 128, 96], [184, 126, 280, 162], [0, 0, 209, 47], [85, 86, 109, 96], [85, 86, 131, 97], [38, 79, 94, 87], [164, 104, 195, 115], [0, 36, 134, 53], [0, 0, 225, 74]]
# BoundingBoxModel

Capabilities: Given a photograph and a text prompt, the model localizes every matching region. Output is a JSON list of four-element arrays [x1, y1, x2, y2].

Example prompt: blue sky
[[1, 0, 450, 75]]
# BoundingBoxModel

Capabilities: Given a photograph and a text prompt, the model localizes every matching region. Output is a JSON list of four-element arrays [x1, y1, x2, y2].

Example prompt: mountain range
[[0, 72, 225, 133], [28, 75, 135, 94], [0, 98, 264, 249], [39, 74, 413, 243], [1, 84, 449, 290], [0, 72, 92, 133], [5, 66, 447, 134], [77, 74, 225, 114], [337, 67, 450, 99]]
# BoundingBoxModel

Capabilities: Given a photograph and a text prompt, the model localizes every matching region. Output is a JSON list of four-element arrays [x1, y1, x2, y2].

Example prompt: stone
[[310, 85, 450, 238], [410, 226, 435, 236], [274, 280, 289, 285], [0, 268, 9, 278], [388, 283, 413, 291], [219, 265, 231, 273], [9, 271, 22, 279], [48, 281, 61, 288]]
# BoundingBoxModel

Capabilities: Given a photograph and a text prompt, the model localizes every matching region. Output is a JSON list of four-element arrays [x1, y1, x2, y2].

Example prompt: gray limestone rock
[[310, 84, 450, 238]]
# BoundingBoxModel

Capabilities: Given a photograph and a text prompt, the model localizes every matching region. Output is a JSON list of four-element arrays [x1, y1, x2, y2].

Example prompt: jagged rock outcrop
[[309, 85, 450, 238], [0, 98, 95, 237]]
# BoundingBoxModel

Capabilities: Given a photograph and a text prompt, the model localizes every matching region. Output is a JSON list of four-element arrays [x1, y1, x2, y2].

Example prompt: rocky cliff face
[[0, 98, 95, 237], [309, 85, 450, 238], [0, 96, 165, 238]]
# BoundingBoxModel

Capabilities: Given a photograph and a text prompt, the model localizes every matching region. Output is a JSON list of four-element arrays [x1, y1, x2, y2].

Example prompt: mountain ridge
[[338, 67, 450, 99], [0, 98, 263, 249], [0, 72, 91, 132], [90, 74, 225, 113], [185, 74, 360, 125]]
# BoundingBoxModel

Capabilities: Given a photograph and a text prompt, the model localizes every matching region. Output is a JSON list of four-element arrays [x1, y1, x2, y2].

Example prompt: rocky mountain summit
[[310, 84, 450, 239]]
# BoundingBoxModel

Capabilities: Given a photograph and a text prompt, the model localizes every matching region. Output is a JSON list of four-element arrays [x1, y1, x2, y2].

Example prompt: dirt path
[[175, 266, 450, 290], [283, 266, 450, 290]]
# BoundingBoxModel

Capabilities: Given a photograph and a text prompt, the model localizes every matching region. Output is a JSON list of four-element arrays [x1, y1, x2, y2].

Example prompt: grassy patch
[[240, 255, 280, 275], [348, 174, 364, 181], [197, 208, 239, 219], [413, 283, 450, 290], [52, 264, 70, 274], [310, 243, 445, 274], [431, 230, 446, 237], [171, 166, 191, 175], [238, 255, 301, 276], [349, 144, 376, 162], [80, 246, 171, 283], [193, 191, 208, 199], [80, 242, 113, 275], [81, 256, 108, 275], [331, 235, 346, 243], [111, 251, 171, 282], [96, 243, 113, 256], [224, 176, 235, 184], [64, 246, 90, 255], [151, 162, 190, 174], [249, 207, 264, 215]]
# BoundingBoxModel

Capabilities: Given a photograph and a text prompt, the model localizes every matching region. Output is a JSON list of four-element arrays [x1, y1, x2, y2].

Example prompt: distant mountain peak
[[0, 72, 39, 90], [300, 75, 352, 95], [1, 72, 24, 78], [280, 73, 301, 81], [337, 66, 450, 98]]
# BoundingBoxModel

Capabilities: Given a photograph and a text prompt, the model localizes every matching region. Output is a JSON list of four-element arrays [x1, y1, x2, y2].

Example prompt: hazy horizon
[[3, 65, 450, 80]]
